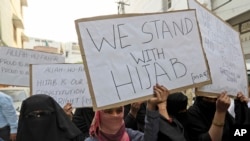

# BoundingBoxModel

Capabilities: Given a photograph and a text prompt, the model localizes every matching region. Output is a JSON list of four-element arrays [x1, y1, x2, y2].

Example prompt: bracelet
[[212, 121, 224, 127]]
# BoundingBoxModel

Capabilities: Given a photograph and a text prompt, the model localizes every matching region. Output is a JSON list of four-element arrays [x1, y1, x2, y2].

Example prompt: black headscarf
[[167, 92, 188, 116], [165, 92, 190, 141], [16, 94, 82, 141]]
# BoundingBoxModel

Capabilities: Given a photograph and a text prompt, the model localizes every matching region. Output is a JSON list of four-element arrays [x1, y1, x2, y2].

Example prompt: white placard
[[0, 46, 65, 86], [76, 10, 211, 110], [31, 64, 92, 107], [188, 0, 248, 97]]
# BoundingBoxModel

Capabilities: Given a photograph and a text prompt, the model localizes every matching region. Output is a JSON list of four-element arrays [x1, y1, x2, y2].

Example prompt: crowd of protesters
[[1, 83, 250, 141]]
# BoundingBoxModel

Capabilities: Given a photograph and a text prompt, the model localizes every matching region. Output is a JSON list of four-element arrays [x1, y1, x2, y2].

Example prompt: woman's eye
[[104, 110, 113, 114], [116, 109, 123, 114], [25, 111, 52, 118]]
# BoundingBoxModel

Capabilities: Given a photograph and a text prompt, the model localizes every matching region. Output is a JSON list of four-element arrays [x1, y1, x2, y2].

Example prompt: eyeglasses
[[25, 110, 53, 118]]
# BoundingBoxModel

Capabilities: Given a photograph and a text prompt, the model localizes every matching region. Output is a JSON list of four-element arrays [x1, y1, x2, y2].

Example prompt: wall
[[0, 0, 14, 46], [124, 0, 165, 13], [0, 0, 26, 48]]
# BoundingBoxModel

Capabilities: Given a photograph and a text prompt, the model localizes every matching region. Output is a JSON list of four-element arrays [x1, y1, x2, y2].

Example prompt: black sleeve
[[72, 107, 95, 139], [124, 104, 138, 130], [125, 112, 138, 129], [124, 103, 147, 132], [187, 106, 212, 141], [235, 99, 250, 125], [72, 133, 87, 141], [135, 102, 146, 132]]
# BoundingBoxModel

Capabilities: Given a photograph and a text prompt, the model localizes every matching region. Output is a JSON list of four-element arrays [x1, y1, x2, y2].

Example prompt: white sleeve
[[228, 98, 235, 118]]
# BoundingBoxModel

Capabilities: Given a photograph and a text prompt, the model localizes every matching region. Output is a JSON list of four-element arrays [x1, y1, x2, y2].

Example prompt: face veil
[[16, 94, 82, 141]]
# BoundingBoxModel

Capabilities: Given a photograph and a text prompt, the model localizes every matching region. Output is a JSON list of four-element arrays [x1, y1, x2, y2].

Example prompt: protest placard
[[0, 46, 65, 86], [188, 0, 248, 97], [30, 63, 92, 107], [75, 10, 211, 110]]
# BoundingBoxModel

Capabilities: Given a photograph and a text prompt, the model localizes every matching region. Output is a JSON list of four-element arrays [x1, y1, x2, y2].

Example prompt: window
[[72, 45, 80, 51], [66, 51, 69, 57], [163, 0, 172, 11], [167, 0, 172, 9], [13, 25, 17, 42]]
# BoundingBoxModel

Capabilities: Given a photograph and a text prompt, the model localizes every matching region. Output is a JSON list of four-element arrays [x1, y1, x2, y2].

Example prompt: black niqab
[[16, 94, 82, 141]]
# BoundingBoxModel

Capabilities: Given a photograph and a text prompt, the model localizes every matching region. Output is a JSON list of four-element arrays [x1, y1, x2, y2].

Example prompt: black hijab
[[16, 94, 82, 141], [167, 92, 188, 116], [162, 92, 190, 141]]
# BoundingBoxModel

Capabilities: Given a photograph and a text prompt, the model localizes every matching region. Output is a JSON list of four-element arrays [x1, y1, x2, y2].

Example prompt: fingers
[[63, 103, 73, 120], [153, 84, 169, 103], [130, 102, 141, 111], [237, 92, 243, 97], [130, 102, 142, 117], [236, 92, 249, 103], [237, 92, 244, 101], [131, 102, 141, 107], [10, 134, 17, 141], [157, 84, 168, 91], [216, 92, 230, 113], [154, 85, 163, 102], [219, 92, 230, 103], [147, 84, 169, 110], [63, 103, 73, 113]]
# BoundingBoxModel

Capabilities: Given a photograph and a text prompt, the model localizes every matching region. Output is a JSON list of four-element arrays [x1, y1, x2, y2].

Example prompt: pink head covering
[[89, 107, 130, 141]]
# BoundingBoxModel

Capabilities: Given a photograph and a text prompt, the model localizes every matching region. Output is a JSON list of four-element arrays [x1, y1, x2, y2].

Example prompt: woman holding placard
[[187, 92, 233, 141], [16, 94, 85, 141], [85, 84, 169, 141], [157, 92, 190, 141]]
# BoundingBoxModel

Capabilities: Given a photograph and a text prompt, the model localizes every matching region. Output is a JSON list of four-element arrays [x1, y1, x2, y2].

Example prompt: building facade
[[23, 37, 61, 50], [121, 0, 170, 14], [0, 0, 28, 48], [214, 0, 250, 61], [23, 37, 82, 63], [64, 42, 82, 63]]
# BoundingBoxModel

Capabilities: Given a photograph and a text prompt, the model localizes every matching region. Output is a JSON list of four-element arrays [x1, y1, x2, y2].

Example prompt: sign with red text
[[0, 46, 65, 86], [188, 0, 248, 97], [75, 10, 211, 110], [31, 63, 92, 107]]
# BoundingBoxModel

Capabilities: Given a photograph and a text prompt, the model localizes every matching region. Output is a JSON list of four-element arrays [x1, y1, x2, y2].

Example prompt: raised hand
[[147, 84, 169, 110], [236, 92, 250, 103], [63, 103, 73, 120], [216, 92, 230, 113], [129, 101, 143, 118]]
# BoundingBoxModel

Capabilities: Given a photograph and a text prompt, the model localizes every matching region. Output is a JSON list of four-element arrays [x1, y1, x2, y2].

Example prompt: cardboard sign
[[188, 0, 248, 97], [75, 10, 211, 110], [0, 46, 65, 86], [31, 63, 92, 107]]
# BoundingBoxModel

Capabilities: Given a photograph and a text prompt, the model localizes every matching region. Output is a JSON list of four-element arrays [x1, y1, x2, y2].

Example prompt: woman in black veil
[[16, 94, 84, 141]]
